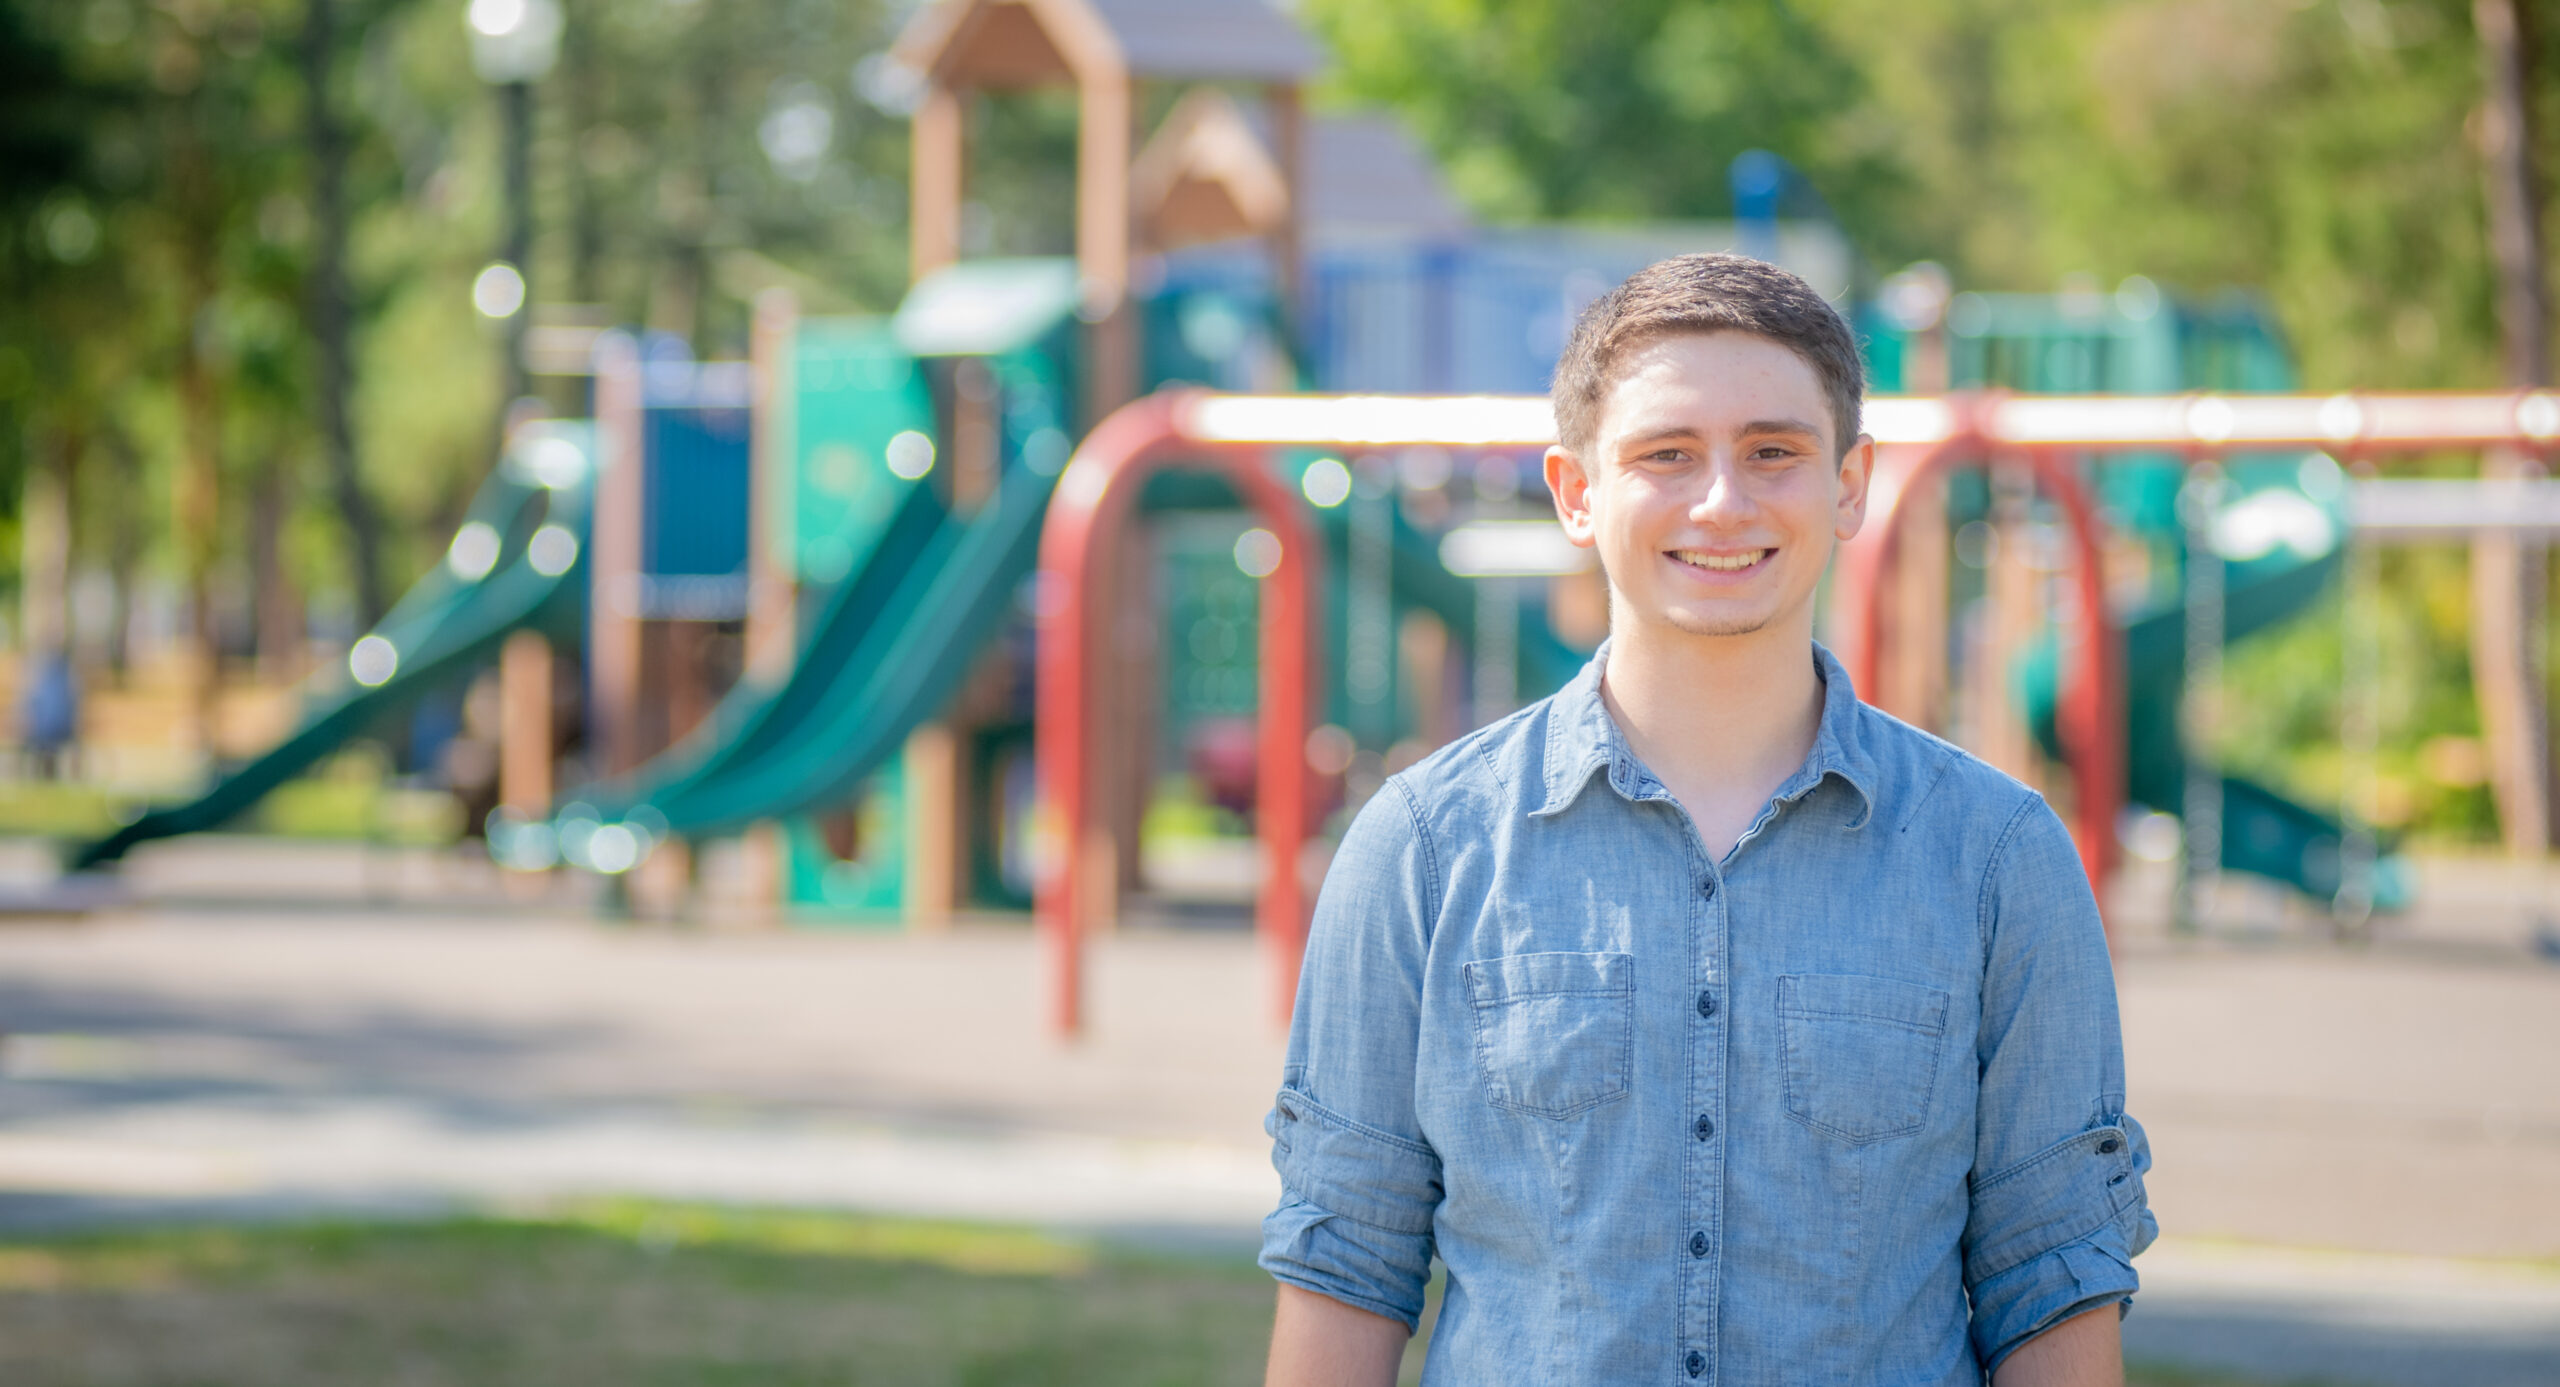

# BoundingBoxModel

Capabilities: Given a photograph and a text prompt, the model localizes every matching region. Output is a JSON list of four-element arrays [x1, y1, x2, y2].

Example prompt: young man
[[1260, 254, 2153, 1386]]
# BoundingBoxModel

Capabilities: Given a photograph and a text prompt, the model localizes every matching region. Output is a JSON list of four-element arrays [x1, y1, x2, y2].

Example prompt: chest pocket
[[1778, 973, 1951, 1144], [1465, 951, 1634, 1120]]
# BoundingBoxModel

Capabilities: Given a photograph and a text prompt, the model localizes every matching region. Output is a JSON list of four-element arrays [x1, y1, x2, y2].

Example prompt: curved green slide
[[2020, 461, 2409, 909], [74, 422, 598, 870], [635, 456, 1050, 840], [567, 325, 1071, 850], [568, 447, 1053, 847]]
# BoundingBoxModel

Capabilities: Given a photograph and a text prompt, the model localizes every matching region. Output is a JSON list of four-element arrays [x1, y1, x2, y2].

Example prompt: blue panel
[[642, 403, 751, 579]]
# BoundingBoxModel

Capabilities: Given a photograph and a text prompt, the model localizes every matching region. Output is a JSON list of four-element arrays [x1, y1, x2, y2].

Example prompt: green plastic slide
[[591, 453, 1051, 845], [74, 422, 597, 870]]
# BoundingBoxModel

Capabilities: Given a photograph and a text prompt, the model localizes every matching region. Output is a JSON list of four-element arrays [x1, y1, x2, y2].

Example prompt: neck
[[1598, 609, 1823, 811]]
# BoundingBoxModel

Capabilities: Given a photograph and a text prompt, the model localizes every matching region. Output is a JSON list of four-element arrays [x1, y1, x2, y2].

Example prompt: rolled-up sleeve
[[1963, 797, 2158, 1372], [1258, 779, 1443, 1330]]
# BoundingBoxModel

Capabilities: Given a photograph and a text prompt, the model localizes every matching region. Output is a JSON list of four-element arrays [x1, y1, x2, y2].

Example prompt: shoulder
[[1841, 697, 2044, 843], [1376, 691, 1562, 833], [1843, 705, 2096, 951]]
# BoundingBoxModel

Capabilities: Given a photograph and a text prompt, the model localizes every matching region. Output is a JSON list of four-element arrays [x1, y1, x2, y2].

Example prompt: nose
[[1686, 455, 1757, 528]]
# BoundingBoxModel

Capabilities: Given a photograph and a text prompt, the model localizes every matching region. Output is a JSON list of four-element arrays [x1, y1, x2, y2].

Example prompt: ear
[[1545, 445, 1600, 550], [1833, 434, 1875, 542]]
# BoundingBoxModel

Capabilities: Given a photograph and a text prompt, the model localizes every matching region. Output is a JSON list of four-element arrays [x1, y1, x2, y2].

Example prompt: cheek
[[1766, 472, 1840, 527]]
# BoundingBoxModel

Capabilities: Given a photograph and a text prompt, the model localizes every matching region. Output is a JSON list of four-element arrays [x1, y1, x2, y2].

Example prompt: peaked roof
[[1132, 88, 1293, 250], [895, 0, 1321, 87]]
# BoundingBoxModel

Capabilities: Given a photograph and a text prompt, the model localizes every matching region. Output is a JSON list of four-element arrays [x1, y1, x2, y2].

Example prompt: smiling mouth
[[1670, 548, 1771, 573]]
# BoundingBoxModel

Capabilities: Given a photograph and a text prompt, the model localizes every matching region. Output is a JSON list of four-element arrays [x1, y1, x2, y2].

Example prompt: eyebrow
[[1616, 418, 1827, 451], [1737, 417, 1825, 440]]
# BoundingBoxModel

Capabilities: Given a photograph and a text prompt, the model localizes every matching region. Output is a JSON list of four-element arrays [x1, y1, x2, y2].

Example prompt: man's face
[[1546, 330, 1872, 642]]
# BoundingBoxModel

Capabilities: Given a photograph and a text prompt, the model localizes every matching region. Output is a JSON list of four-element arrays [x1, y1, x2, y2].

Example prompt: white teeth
[[1675, 549, 1768, 571]]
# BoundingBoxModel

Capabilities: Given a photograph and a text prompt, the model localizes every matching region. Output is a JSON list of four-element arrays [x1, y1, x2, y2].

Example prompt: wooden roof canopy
[[1131, 88, 1292, 252], [894, 0, 1322, 88], [891, 0, 1320, 411]]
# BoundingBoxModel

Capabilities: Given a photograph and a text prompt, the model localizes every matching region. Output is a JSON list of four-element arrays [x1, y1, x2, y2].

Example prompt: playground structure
[[48, 0, 2560, 1044], [1030, 386, 2560, 1030]]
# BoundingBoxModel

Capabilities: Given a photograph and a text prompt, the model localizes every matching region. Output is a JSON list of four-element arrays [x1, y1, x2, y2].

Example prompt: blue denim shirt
[[1261, 642, 2155, 1384]]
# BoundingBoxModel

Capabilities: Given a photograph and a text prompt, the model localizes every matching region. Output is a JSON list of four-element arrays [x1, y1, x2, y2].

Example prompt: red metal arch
[[1034, 391, 1316, 1037], [1830, 414, 2123, 911]]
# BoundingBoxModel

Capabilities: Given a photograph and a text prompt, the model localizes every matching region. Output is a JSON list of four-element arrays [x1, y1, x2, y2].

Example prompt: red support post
[[1034, 393, 1319, 1037], [1834, 408, 2123, 931]]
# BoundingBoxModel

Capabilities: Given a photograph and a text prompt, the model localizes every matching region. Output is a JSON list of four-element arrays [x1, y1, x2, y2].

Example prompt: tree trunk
[[563, 0, 602, 303], [98, 426, 144, 681], [2471, 0, 2553, 855], [250, 451, 301, 678], [303, 0, 389, 627], [176, 258, 224, 761]]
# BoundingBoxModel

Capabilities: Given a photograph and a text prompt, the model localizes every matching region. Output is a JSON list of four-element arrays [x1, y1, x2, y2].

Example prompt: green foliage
[[0, 0, 918, 641], [1308, 0, 2556, 396], [1303, 0, 1904, 233]]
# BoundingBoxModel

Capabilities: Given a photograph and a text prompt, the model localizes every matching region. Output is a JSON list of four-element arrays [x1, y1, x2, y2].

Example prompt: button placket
[[1683, 854, 1725, 1387]]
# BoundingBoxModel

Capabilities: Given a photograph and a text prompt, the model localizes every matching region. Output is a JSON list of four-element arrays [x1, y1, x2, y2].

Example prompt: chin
[[1662, 609, 1777, 638]]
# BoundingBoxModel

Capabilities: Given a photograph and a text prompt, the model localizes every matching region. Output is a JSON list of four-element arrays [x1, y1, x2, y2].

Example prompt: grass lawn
[[0, 1202, 2310, 1386]]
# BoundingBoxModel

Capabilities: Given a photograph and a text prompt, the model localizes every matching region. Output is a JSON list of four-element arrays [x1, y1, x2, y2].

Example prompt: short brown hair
[[1551, 253, 1864, 459]]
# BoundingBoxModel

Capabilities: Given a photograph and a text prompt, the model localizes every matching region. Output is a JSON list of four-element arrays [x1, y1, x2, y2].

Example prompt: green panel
[[1155, 511, 1262, 767], [782, 762, 905, 924], [788, 320, 934, 585], [1922, 290, 2295, 396]]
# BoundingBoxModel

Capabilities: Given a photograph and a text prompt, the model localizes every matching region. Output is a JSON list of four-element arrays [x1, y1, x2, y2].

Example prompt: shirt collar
[[1534, 638, 1880, 828]]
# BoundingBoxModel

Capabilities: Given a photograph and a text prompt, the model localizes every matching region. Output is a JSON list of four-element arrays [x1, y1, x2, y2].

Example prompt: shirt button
[[1689, 1230, 1710, 1258], [1699, 876, 1717, 900], [1686, 1348, 1706, 1377], [1694, 1113, 1715, 1140], [1695, 989, 1717, 1019], [2098, 1138, 2121, 1154]]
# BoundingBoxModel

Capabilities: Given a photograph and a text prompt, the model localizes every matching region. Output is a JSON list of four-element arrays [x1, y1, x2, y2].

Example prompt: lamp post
[[465, 0, 562, 413]]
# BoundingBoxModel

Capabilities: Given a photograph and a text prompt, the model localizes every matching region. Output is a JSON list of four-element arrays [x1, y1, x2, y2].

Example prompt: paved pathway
[[0, 836, 2554, 1384]]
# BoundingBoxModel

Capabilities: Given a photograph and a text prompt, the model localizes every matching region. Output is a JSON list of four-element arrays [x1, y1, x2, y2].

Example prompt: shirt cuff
[[1260, 1197, 1433, 1331], [1971, 1239, 2139, 1373], [1965, 1115, 2156, 1369], [1258, 1087, 1442, 1330]]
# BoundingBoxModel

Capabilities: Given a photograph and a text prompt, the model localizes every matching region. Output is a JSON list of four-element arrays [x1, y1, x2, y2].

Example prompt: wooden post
[[589, 336, 647, 775], [730, 289, 800, 922], [1267, 82, 1304, 336], [912, 82, 964, 283], [498, 629, 554, 813], [1881, 475, 1949, 731], [2471, 0, 2553, 853], [950, 357, 1000, 513], [904, 721, 961, 928], [1078, 66, 1135, 417], [1880, 283, 1952, 731], [747, 289, 800, 686], [1108, 524, 1154, 898]]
